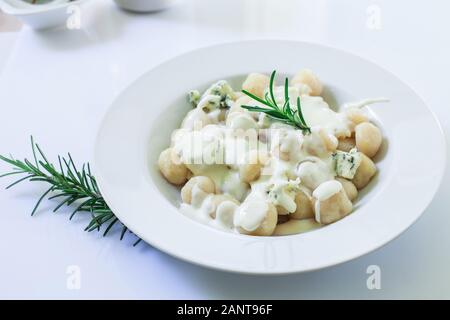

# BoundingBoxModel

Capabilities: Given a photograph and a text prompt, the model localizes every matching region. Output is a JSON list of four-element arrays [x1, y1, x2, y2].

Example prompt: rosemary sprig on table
[[241, 70, 311, 134], [0, 137, 141, 246]]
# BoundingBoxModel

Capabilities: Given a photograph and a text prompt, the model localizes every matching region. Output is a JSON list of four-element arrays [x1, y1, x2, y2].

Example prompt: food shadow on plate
[[147, 72, 390, 239], [320, 85, 340, 112], [147, 74, 248, 207]]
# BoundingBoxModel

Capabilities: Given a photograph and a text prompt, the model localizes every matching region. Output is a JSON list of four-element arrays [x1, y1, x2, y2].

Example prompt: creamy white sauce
[[207, 109, 223, 123], [215, 201, 239, 229], [181, 108, 210, 130], [297, 159, 334, 190], [267, 179, 299, 213], [343, 97, 389, 109], [272, 86, 351, 137], [180, 194, 215, 226], [312, 180, 343, 223], [221, 171, 249, 202], [233, 200, 268, 232], [227, 113, 258, 130], [313, 180, 342, 201]]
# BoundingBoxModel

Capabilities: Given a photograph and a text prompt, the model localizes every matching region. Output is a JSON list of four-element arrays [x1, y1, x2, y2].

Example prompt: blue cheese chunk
[[188, 80, 236, 112], [333, 148, 362, 179], [205, 80, 234, 100], [267, 179, 301, 213], [197, 94, 221, 112]]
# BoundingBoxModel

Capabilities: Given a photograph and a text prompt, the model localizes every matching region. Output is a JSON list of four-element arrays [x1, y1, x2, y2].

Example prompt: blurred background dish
[[94, 40, 446, 274], [0, 0, 88, 30]]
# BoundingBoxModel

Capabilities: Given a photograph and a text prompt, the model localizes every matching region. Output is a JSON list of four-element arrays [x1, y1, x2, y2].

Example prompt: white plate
[[94, 41, 446, 275]]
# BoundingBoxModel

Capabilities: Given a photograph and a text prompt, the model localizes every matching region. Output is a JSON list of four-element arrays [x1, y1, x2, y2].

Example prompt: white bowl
[[113, 0, 178, 12], [0, 0, 88, 30], [94, 40, 446, 274]]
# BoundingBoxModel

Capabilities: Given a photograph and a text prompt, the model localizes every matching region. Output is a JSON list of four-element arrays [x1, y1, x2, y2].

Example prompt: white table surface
[[0, 0, 449, 299]]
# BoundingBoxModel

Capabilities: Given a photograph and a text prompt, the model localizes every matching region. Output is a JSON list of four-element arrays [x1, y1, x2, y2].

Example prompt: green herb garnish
[[0, 137, 141, 246], [241, 70, 311, 134]]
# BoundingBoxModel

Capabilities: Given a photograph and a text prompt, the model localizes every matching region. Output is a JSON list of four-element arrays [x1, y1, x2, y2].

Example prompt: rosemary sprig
[[0, 137, 141, 246], [241, 70, 311, 134]]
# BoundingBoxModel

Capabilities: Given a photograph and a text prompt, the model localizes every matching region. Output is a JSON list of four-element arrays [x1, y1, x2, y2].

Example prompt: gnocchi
[[235, 201, 278, 236], [352, 153, 377, 189], [274, 218, 320, 236], [181, 176, 216, 204], [336, 177, 358, 202], [291, 189, 314, 220], [239, 150, 268, 183]]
